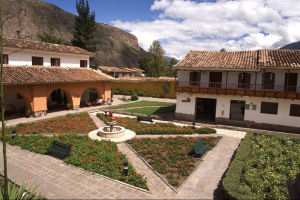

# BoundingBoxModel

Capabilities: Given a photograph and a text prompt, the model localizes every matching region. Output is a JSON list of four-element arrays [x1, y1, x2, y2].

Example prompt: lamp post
[[123, 161, 128, 176], [192, 122, 195, 129], [12, 130, 17, 139]]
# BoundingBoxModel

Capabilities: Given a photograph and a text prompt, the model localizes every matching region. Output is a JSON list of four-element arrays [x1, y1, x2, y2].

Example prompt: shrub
[[222, 132, 300, 200], [0, 182, 45, 199], [163, 83, 170, 97], [131, 94, 139, 101]]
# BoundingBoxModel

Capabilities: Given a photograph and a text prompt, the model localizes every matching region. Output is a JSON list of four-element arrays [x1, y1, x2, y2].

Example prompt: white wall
[[176, 92, 300, 128], [4, 48, 90, 68]]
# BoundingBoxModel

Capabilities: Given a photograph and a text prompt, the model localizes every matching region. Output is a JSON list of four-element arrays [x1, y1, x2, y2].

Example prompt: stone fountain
[[88, 112, 136, 143]]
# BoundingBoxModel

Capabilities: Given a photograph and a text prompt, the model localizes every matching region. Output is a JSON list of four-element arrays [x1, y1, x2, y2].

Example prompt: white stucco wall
[[176, 92, 300, 128], [4, 48, 90, 68]]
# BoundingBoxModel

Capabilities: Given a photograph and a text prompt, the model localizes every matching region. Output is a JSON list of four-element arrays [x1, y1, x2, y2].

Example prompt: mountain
[[2, 0, 145, 68], [280, 41, 300, 50]]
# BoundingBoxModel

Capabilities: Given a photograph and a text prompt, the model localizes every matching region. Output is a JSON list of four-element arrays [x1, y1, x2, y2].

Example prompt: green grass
[[222, 132, 300, 200], [124, 105, 176, 116], [108, 100, 174, 109]]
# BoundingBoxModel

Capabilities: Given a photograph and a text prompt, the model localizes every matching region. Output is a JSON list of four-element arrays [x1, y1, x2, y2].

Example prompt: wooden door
[[285, 73, 298, 92], [209, 72, 222, 88], [238, 73, 251, 89]]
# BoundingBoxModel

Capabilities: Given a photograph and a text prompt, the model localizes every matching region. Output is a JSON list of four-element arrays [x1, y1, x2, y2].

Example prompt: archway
[[80, 88, 101, 107], [47, 89, 71, 112], [1, 92, 29, 120]]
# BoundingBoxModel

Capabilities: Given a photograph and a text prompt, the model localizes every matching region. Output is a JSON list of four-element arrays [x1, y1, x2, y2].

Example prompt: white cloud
[[112, 0, 300, 59]]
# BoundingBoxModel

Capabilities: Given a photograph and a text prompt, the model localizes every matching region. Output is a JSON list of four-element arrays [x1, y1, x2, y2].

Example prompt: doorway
[[230, 100, 245, 121], [209, 72, 222, 88], [285, 73, 298, 92], [195, 98, 217, 122]]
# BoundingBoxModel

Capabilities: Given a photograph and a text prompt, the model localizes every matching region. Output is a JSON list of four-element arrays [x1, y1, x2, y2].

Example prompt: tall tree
[[147, 40, 167, 77], [72, 0, 97, 52]]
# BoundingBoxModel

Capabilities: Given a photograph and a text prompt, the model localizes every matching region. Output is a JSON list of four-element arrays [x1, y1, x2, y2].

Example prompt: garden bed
[[97, 113, 216, 135], [5, 113, 97, 135], [222, 132, 300, 200], [6, 134, 148, 189], [127, 136, 221, 187]]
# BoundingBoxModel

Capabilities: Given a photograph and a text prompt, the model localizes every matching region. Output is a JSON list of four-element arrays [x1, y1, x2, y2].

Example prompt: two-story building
[[174, 50, 300, 133], [3, 38, 112, 119], [98, 66, 144, 78]]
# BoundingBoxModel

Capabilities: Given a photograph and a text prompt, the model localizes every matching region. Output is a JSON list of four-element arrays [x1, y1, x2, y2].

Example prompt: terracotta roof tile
[[114, 76, 175, 82], [174, 50, 300, 70], [3, 65, 113, 86], [3, 38, 94, 56]]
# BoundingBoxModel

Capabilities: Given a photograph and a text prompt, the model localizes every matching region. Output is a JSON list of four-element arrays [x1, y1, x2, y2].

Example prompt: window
[[2, 54, 8, 64], [51, 58, 60, 66], [209, 72, 222, 88], [32, 56, 43, 66], [290, 104, 300, 117], [238, 73, 251, 89], [261, 102, 278, 114], [262, 72, 275, 90], [80, 60, 88, 68]]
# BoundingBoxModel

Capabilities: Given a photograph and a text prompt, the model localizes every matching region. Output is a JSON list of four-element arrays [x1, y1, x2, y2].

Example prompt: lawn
[[6, 113, 97, 135], [124, 105, 176, 116], [6, 134, 148, 189], [108, 100, 174, 109], [222, 132, 300, 200], [97, 113, 216, 135], [127, 136, 221, 187]]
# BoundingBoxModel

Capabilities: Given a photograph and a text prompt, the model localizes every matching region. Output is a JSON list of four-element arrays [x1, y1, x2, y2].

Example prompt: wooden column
[[285, 70, 290, 98], [225, 71, 228, 95]]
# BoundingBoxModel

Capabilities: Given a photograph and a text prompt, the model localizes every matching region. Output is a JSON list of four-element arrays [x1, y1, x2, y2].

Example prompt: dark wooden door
[[230, 100, 245, 121], [285, 73, 298, 92], [238, 73, 251, 89], [195, 98, 217, 122], [209, 72, 222, 88]]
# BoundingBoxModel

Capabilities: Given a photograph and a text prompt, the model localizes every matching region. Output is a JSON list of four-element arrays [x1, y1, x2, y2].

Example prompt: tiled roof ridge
[[3, 37, 94, 56]]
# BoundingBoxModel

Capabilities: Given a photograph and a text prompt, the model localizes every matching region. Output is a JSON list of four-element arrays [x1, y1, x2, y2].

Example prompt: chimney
[[16, 31, 21, 39], [220, 48, 226, 52]]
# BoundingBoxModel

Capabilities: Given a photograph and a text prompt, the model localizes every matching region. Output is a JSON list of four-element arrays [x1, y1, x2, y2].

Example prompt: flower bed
[[127, 136, 221, 187], [6, 113, 97, 135], [97, 113, 216, 135], [222, 132, 300, 200], [6, 134, 148, 189]]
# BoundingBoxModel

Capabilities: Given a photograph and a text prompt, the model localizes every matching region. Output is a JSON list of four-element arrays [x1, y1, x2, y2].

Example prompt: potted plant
[[25, 107, 31, 118], [66, 103, 72, 110]]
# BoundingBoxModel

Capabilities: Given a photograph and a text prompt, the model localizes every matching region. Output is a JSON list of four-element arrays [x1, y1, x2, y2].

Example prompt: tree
[[72, 0, 97, 52], [164, 57, 178, 77], [38, 32, 63, 44]]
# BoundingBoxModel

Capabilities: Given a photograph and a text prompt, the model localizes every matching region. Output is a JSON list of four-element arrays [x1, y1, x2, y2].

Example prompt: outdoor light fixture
[[12, 130, 17, 139], [104, 111, 108, 116], [192, 122, 195, 129], [123, 161, 128, 176]]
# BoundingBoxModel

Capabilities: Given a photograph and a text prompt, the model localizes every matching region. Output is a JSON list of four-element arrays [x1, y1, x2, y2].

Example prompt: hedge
[[222, 132, 300, 200]]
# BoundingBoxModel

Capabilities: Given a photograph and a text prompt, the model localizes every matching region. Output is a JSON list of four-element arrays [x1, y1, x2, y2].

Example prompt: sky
[[43, 0, 300, 59]]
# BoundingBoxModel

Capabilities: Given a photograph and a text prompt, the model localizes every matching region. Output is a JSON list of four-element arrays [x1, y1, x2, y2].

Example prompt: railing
[[176, 81, 300, 99]]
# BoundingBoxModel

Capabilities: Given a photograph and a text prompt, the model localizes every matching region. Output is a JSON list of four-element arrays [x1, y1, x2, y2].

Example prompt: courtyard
[[0, 96, 299, 199]]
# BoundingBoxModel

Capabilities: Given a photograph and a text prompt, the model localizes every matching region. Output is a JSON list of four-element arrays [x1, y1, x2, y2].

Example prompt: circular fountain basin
[[97, 126, 126, 138]]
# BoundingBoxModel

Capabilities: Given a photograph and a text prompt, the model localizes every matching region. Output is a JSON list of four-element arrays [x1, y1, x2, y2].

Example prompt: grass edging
[[125, 142, 178, 193], [221, 132, 253, 200]]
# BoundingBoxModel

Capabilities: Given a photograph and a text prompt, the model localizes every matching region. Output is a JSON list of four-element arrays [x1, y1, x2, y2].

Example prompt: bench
[[193, 139, 209, 157], [137, 116, 154, 123], [47, 140, 71, 159]]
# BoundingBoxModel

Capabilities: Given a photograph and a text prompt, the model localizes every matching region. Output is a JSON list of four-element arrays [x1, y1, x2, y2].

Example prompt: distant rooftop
[[174, 49, 300, 70], [114, 76, 175, 82], [3, 38, 94, 56], [98, 66, 144, 73]]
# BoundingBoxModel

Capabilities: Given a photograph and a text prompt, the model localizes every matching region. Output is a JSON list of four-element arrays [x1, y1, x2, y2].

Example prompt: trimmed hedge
[[222, 132, 300, 200]]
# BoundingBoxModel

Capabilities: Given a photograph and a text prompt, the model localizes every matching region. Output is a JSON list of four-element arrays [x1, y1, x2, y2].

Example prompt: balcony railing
[[175, 81, 300, 99]]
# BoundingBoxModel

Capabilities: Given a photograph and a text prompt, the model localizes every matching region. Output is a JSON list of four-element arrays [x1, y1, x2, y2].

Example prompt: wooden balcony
[[175, 81, 300, 100]]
